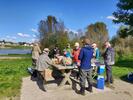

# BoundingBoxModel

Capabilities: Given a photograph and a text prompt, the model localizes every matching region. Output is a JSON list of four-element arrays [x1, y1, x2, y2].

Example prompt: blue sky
[[0, 0, 120, 43]]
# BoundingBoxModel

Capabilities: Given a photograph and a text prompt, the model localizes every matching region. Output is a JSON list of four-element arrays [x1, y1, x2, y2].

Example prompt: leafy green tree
[[113, 0, 133, 26], [85, 22, 109, 48], [38, 15, 69, 50], [116, 25, 129, 38]]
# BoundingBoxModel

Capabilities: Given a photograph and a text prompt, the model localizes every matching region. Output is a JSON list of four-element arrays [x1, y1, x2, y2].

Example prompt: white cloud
[[32, 34, 36, 38], [31, 28, 38, 33], [17, 33, 30, 37], [106, 16, 117, 20], [6, 35, 17, 39]]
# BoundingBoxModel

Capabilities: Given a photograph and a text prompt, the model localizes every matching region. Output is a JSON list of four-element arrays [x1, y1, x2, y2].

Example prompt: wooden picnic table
[[52, 64, 75, 86]]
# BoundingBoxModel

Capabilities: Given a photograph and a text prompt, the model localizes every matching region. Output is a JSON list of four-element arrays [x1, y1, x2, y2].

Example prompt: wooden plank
[[52, 64, 75, 70]]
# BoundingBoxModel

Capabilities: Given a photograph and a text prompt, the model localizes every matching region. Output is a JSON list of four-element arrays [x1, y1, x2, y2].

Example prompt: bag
[[27, 67, 37, 77], [108, 48, 115, 65]]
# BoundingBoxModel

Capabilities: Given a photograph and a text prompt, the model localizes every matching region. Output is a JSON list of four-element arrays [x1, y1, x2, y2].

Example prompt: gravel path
[[20, 77, 133, 100]]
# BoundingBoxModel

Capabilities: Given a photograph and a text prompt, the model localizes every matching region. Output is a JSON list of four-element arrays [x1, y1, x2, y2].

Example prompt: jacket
[[72, 48, 81, 63], [78, 45, 93, 70], [35, 52, 52, 71], [32, 45, 41, 60], [103, 47, 115, 65]]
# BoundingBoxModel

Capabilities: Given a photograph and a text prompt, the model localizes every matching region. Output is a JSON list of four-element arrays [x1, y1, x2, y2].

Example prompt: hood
[[84, 44, 93, 50]]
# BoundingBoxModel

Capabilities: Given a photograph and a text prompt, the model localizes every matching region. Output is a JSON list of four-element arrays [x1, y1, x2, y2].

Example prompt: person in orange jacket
[[72, 42, 81, 67]]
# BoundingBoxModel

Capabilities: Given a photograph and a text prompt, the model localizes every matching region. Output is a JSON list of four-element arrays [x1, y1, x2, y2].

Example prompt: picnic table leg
[[59, 70, 72, 86]]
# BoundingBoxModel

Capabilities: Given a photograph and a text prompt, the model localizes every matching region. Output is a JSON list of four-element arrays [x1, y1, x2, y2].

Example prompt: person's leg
[[37, 71, 46, 91], [110, 65, 114, 84], [79, 69, 86, 95], [105, 65, 112, 84], [86, 68, 93, 92], [32, 59, 37, 68]]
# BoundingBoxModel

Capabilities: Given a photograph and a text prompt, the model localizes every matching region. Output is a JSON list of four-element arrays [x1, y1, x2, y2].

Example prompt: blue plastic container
[[97, 65, 105, 75], [97, 76, 104, 89]]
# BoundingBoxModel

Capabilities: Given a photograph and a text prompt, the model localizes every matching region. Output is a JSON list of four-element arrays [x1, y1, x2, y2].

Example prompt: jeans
[[79, 68, 93, 88], [105, 64, 113, 83]]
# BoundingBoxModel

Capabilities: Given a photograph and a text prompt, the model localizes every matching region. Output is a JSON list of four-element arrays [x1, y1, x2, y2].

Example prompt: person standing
[[92, 43, 100, 61], [103, 41, 115, 87], [32, 42, 41, 67], [78, 38, 94, 95], [72, 42, 81, 67]]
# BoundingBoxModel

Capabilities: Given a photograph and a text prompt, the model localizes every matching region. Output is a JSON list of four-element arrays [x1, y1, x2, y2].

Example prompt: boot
[[78, 87, 85, 95], [86, 85, 93, 93]]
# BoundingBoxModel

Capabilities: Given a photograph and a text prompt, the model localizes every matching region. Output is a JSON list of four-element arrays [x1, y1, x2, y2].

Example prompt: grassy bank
[[0, 58, 32, 99]]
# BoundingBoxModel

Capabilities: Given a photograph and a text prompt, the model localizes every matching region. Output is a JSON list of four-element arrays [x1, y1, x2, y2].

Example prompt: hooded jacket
[[35, 51, 52, 71], [78, 45, 93, 70]]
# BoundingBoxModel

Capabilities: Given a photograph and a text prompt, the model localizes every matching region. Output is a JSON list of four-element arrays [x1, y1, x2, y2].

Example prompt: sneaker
[[86, 86, 93, 93], [77, 88, 85, 96]]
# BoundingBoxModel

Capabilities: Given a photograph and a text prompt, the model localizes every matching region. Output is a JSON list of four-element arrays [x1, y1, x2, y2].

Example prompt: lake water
[[0, 49, 31, 55]]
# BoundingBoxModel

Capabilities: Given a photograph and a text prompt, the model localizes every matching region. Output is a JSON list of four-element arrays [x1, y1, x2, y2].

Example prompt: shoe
[[77, 87, 85, 96], [105, 83, 115, 89], [86, 86, 93, 93]]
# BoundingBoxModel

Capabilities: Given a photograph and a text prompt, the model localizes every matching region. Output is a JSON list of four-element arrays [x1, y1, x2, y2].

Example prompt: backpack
[[109, 48, 115, 65]]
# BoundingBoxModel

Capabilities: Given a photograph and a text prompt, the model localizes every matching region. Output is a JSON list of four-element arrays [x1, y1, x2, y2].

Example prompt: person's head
[[74, 42, 80, 49], [82, 38, 90, 45], [92, 43, 97, 48], [104, 41, 111, 48], [43, 48, 50, 55], [67, 43, 70, 48], [55, 44, 58, 49], [33, 42, 38, 46]]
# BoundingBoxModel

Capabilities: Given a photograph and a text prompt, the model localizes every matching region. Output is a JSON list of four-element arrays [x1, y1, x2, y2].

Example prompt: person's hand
[[77, 62, 80, 66]]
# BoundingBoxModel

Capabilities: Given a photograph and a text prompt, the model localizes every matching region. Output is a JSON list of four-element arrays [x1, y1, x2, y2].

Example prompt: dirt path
[[20, 77, 133, 100]]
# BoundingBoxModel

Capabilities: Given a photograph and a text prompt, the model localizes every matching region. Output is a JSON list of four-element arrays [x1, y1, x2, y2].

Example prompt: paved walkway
[[20, 77, 133, 100]]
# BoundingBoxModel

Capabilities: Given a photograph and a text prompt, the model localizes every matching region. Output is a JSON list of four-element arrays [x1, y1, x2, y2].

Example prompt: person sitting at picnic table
[[35, 48, 53, 91], [50, 44, 61, 58], [62, 50, 72, 66]]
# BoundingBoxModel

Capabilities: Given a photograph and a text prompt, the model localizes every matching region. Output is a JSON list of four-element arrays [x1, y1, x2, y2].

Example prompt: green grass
[[0, 58, 32, 99], [112, 55, 133, 81]]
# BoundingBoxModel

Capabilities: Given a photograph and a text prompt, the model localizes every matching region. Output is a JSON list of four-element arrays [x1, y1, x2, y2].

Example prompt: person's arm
[[96, 48, 100, 60], [38, 46, 41, 54], [78, 48, 83, 60], [46, 56, 53, 65]]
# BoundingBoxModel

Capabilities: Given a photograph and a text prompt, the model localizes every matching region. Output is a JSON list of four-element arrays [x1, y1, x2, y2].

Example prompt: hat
[[74, 42, 79, 47], [92, 43, 97, 47], [43, 48, 50, 52]]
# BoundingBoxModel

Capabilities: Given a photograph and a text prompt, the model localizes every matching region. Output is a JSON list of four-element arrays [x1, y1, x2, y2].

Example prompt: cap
[[74, 42, 79, 47], [43, 48, 50, 52]]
